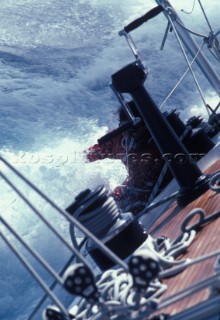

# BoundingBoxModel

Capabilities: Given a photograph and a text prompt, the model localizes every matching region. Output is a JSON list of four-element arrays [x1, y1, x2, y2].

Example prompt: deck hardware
[[63, 263, 99, 303], [128, 250, 160, 292], [43, 305, 74, 320], [111, 62, 210, 206], [181, 208, 220, 233]]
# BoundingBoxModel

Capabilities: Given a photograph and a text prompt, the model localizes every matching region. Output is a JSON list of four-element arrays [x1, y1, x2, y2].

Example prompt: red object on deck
[[86, 129, 166, 211]]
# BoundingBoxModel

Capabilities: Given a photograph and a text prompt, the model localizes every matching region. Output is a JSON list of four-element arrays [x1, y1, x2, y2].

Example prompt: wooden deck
[[148, 158, 220, 317]]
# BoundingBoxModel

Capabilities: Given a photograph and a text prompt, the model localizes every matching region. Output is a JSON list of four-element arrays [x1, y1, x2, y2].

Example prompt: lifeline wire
[[27, 251, 80, 320], [160, 248, 220, 279], [158, 271, 220, 311], [0, 156, 128, 271], [0, 171, 90, 269], [0, 216, 64, 286], [0, 231, 71, 319]]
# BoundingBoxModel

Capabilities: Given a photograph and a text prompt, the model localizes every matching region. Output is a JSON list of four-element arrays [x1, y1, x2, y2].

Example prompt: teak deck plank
[[148, 159, 220, 316]]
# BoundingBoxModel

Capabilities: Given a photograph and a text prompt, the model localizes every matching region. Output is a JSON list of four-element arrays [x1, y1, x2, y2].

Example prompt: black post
[[111, 62, 210, 206]]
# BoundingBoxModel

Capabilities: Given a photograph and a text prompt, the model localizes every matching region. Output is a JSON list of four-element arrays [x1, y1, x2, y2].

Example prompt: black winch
[[66, 186, 148, 270], [164, 110, 215, 155]]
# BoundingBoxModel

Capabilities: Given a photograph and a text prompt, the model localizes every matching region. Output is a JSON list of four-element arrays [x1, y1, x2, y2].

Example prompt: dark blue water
[[0, 0, 219, 319]]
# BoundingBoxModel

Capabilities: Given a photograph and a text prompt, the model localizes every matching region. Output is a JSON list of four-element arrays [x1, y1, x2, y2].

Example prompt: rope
[[167, 12, 211, 117], [124, 201, 149, 212], [120, 131, 149, 204], [147, 126, 191, 204], [159, 41, 205, 110], [71, 197, 120, 238], [129, 124, 190, 219], [159, 225, 220, 279], [120, 128, 190, 217], [121, 131, 136, 166], [134, 191, 178, 220], [198, 0, 213, 32], [160, 16, 209, 114], [69, 188, 121, 262], [152, 232, 195, 269], [70, 231, 196, 319], [175, 19, 206, 39], [181, 0, 196, 15]]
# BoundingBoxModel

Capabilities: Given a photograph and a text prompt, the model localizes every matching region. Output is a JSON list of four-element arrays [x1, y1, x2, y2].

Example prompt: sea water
[[0, 0, 219, 319]]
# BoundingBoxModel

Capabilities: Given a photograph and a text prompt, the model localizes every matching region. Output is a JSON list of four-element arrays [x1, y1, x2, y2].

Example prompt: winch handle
[[122, 5, 164, 34]]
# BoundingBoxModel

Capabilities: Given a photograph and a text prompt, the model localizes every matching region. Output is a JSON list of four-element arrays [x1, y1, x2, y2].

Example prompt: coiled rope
[[69, 230, 196, 320], [65, 201, 220, 320]]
